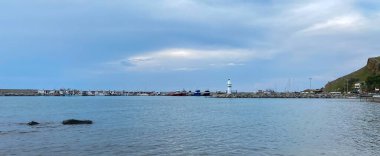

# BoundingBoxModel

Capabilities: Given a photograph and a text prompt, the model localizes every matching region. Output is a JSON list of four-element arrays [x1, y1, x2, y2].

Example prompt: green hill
[[324, 56, 380, 92]]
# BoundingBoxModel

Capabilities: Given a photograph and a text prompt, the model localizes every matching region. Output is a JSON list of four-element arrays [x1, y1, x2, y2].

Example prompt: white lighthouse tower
[[227, 79, 232, 94]]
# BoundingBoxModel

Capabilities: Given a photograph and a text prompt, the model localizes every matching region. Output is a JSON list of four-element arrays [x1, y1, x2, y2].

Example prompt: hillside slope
[[324, 56, 380, 92]]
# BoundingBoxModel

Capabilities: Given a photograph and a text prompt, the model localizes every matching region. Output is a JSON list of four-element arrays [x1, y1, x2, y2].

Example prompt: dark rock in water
[[62, 119, 93, 125], [27, 121, 39, 126]]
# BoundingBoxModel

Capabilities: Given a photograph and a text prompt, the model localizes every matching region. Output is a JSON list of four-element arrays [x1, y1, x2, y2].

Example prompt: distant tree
[[341, 78, 360, 93], [360, 82, 367, 93], [348, 78, 359, 85], [366, 75, 380, 91]]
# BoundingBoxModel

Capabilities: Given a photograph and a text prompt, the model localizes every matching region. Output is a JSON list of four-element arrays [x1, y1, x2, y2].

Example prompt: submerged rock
[[27, 121, 40, 126], [62, 119, 93, 125]]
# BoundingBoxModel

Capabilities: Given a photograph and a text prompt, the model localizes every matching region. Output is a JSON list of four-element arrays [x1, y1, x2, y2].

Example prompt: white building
[[37, 90, 45, 95], [354, 83, 361, 89]]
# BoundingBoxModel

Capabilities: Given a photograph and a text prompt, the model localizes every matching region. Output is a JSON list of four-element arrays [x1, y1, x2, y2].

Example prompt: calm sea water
[[1, 96, 380, 156]]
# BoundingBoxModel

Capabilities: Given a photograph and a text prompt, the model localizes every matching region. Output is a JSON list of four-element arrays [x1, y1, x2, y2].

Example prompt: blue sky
[[0, 0, 380, 91]]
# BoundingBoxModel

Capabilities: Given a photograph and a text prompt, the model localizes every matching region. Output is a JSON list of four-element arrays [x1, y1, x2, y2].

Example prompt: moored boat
[[193, 90, 201, 96], [202, 90, 211, 96]]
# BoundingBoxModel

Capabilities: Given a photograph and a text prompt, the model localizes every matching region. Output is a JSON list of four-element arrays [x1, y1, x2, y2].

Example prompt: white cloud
[[298, 14, 367, 34], [114, 48, 268, 71], [97, 0, 380, 89]]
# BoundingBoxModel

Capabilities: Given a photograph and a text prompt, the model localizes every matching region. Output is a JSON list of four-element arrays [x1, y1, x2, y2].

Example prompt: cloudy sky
[[0, 0, 379, 91]]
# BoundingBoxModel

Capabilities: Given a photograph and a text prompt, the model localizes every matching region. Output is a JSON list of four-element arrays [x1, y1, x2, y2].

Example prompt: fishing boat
[[193, 90, 201, 96], [202, 90, 211, 96], [171, 90, 187, 96]]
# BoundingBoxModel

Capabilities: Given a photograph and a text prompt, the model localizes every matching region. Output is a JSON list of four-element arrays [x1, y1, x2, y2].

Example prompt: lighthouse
[[227, 79, 232, 94]]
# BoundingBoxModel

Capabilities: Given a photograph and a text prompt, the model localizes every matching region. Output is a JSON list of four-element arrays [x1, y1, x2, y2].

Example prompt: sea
[[1, 96, 380, 156]]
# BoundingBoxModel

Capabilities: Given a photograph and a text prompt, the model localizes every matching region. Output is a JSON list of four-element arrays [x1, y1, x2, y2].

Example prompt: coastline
[[1, 89, 380, 103]]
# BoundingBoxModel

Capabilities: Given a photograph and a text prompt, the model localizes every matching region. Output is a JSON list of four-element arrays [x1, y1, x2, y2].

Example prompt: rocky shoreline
[[212, 93, 380, 103], [211, 93, 349, 98]]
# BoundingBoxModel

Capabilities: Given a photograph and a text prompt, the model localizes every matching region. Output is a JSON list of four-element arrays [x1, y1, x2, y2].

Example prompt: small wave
[[16, 122, 60, 128], [0, 130, 16, 135], [0, 122, 62, 136], [18, 130, 39, 134], [0, 130, 39, 135]]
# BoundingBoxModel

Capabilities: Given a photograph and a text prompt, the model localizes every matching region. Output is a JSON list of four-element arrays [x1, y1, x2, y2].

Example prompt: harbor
[[1, 77, 379, 101], [2, 88, 380, 101]]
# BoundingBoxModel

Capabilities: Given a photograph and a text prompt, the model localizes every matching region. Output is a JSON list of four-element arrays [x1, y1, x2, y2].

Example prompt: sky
[[0, 0, 380, 91]]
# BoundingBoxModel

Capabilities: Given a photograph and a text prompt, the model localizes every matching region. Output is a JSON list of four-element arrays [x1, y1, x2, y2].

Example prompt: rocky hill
[[324, 56, 380, 92]]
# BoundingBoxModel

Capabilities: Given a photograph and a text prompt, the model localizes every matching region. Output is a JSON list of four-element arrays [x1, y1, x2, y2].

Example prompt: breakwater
[[0, 89, 38, 96], [374, 97, 380, 102], [0, 89, 157, 96], [359, 95, 380, 102], [212, 92, 350, 99]]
